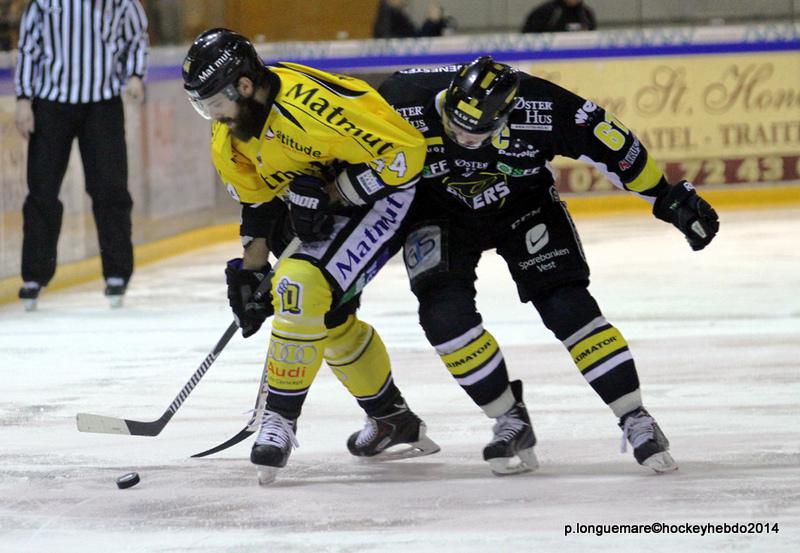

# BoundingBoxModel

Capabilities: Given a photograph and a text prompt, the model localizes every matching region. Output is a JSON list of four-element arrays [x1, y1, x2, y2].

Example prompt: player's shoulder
[[271, 62, 377, 100], [396, 64, 461, 79], [379, 65, 458, 105], [270, 61, 389, 138], [509, 73, 582, 119], [516, 72, 559, 95]]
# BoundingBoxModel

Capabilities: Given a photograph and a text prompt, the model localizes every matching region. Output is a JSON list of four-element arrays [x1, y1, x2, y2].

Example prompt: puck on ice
[[116, 472, 140, 489]]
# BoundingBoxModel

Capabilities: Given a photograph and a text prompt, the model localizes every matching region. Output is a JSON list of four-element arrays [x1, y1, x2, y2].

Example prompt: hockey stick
[[191, 409, 260, 457], [75, 237, 302, 437], [191, 243, 395, 458]]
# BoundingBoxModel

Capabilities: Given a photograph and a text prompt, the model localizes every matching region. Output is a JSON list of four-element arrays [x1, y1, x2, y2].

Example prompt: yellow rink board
[[0, 224, 237, 307], [1, 184, 798, 306]]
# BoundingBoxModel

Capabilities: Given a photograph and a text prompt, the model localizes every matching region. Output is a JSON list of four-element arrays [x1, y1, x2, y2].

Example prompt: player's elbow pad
[[335, 165, 418, 206]]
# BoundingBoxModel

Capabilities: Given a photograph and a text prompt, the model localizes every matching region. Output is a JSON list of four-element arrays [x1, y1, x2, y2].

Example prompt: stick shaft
[[76, 238, 301, 437]]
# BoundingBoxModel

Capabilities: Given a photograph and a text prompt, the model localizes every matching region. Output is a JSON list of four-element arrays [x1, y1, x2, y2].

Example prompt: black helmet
[[182, 28, 264, 101], [443, 56, 519, 147]]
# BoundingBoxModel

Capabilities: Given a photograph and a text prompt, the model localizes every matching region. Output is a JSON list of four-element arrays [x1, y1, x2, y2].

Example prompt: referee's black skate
[[251, 411, 298, 485], [104, 277, 127, 308], [19, 282, 42, 312], [483, 380, 538, 476], [347, 402, 440, 460], [619, 407, 678, 473]]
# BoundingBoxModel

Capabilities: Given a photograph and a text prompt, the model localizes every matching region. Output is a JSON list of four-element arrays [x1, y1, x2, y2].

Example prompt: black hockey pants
[[22, 97, 133, 286]]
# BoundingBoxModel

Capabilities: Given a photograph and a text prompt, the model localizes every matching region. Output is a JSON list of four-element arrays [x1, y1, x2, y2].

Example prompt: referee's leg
[[22, 99, 77, 286], [78, 96, 134, 284]]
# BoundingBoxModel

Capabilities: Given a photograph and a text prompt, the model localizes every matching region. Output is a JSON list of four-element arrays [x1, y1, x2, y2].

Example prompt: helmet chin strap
[[441, 108, 508, 150], [434, 89, 447, 117], [437, 90, 480, 148]]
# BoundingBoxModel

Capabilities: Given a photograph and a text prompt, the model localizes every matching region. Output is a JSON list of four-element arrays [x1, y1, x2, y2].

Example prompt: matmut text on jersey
[[211, 62, 426, 205]]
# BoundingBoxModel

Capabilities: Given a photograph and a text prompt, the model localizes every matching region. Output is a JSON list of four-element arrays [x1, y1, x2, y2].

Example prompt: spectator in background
[[14, 0, 148, 310], [522, 0, 597, 33], [373, 0, 453, 38], [146, 0, 182, 45], [0, 0, 24, 51]]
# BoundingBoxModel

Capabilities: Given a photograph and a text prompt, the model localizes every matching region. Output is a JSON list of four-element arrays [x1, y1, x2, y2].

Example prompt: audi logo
[[268, 341, 318, 364]]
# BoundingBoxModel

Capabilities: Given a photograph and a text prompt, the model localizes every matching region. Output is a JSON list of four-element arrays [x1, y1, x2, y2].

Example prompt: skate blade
[[22, 299, 37, 312], [488, 447, 539, 476], [371, 435, 441, 461], [643, 451, 678, 473], [108, 295, 124, 309], [257, 466, 280, 486]]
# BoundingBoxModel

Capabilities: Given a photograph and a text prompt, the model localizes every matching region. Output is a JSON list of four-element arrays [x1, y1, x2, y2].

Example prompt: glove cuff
[[334, 165, 395, 206], [225, 258, 271, 288], [252, 262, 271, 282], [653, 180, 695, 223]]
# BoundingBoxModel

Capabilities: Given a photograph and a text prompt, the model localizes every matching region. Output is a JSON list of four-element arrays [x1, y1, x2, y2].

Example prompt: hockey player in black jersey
[[378, 56, 719, 475]]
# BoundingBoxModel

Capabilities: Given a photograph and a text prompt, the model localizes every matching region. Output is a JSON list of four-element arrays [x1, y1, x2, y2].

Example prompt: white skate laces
[[347, 405, 441, 460], [491, 411, 529, 443], [620, 410, 653, 453], [354, 403, 408, 448], [619, 408, 678, 473], [484, 408, 538, 476], [256, 412, 299, 450], [354, 417, 379, 447]]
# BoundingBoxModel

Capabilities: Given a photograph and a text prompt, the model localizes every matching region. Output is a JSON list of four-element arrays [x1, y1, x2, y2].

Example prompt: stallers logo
[[268, 340, 318, 364]]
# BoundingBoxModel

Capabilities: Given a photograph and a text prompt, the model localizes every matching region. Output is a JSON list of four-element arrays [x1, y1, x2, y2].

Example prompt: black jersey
[[378, 65, 666, 218]]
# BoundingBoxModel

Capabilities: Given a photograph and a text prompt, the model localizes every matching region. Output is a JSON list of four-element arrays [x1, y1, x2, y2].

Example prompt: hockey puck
[[116, 472, 140, 489]]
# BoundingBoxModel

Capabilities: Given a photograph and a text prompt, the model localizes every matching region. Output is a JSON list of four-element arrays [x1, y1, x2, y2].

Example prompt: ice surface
[[1, 207, 799, 553]]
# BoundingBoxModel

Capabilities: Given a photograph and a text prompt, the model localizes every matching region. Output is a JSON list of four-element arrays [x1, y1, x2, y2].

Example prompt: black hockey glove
[[653, 180, 719, 251], [287, 175, 334, 243], [225, 258, 273, 338]]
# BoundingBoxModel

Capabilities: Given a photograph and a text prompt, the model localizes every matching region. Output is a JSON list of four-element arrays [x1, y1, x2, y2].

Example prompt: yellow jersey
[[211, 62, 426, 205]]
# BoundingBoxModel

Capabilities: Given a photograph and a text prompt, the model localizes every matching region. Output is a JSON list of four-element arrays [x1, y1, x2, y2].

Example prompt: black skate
[[483, 380, 538, 476], [347, 402, 440, 460], [619, 407, 678, 473], [104, 277, 127, 309], [251, 411, 299, 485], [19, 282, 41, 312]]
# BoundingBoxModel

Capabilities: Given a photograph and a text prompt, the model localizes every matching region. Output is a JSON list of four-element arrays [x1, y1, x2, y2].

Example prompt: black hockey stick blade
[[191, 427, 254, 458]]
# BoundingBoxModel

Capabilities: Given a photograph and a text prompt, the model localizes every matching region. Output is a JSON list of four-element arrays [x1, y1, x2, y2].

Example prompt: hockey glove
[[287, 175, 334, 243], [225, 258, 273, 338], [653, 180, 719, 251]]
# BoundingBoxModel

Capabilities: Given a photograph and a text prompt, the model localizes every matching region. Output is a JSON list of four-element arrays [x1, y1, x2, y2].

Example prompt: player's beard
[[229, 96, 269, 141]]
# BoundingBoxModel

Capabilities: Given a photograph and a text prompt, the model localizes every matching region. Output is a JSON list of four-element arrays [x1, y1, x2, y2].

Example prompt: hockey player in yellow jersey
[[182, 28, 437, 484]]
